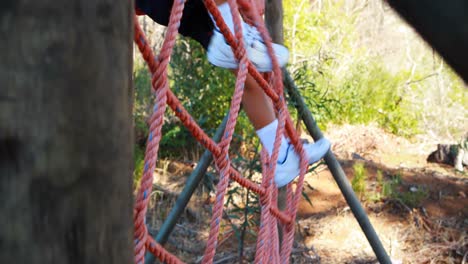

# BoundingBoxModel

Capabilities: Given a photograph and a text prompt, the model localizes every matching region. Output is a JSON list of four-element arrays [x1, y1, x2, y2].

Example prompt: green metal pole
[[145, 114, 229, 264], [283, 71, 392, 264]]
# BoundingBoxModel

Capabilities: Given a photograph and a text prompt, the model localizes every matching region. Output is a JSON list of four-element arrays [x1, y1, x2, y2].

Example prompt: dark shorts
[[136, 0, 214, 49]]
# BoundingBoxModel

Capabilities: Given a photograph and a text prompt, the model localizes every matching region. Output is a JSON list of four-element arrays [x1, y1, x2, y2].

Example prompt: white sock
[[209, 2, 236, 33], [256, 119, 289, 161]]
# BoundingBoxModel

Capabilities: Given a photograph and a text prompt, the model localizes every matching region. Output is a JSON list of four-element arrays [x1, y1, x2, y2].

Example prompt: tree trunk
[[0, 1, 134, 263], [265, 0, 284, 44], [264, 0, 288, 247]]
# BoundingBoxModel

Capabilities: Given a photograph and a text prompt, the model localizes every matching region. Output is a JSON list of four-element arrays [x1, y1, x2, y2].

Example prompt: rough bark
[[0, 0, 134, 263], [265, 0, 284, 44]]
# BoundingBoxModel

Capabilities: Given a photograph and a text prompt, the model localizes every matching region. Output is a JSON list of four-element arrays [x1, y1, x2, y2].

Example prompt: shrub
[[351, 162, 367, 199]]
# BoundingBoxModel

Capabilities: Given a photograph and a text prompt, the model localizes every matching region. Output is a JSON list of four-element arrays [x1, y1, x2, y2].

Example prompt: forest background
[[133, 0, 466, 164]]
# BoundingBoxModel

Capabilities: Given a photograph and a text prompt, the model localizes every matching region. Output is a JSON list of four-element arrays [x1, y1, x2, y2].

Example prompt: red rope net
[[133, 0, 309, 262]]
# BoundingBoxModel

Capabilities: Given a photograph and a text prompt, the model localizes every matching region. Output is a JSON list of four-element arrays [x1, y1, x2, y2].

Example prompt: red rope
[[132, 0, 311, 261], [146, 236, 184, 264], [133, 0, 186, 261]]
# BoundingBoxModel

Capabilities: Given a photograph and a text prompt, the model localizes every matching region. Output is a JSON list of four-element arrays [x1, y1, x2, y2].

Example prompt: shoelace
[[214, 22, 264, 47], [243, 23, 264, 46]]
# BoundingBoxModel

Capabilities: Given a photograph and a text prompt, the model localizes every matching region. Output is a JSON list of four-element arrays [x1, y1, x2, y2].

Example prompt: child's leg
[[242, 74, 331, 187], [242, 74, 289, 162], [242, 74, 275, 130]]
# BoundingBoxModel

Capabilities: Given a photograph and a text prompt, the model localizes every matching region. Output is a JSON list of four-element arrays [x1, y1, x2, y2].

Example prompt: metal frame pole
[[283, 71, 391, 264], [144, 72, 392, 264], [145, 115, 229, 264]]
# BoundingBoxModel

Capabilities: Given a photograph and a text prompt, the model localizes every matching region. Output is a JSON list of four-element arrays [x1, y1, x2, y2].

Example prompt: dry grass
[[400, 212, 467, 264], [140, 125, 467, 263], [325, 123, 412, 159]]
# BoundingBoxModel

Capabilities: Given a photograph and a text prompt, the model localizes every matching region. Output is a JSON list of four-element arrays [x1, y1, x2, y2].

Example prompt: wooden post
[[145, 114, 229, 264], [0, 1, 134, 263], [283, 71, 391, 264], [265, 0, 284, 44], [264, 0, 288, 247]]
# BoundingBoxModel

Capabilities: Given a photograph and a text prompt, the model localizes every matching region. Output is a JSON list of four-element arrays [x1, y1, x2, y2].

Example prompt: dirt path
[[293, 124, 468, 263], [296, 160, 467, 263], [146, 124, 468, 263]]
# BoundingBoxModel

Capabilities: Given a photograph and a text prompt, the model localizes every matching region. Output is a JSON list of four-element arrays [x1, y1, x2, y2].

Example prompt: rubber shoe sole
[[274, 138, 331, 188]]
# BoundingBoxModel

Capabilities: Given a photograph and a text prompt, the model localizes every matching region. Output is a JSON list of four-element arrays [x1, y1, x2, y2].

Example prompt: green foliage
[[381, 173, 429, 208], [350, 165, 428, 208], [397, 187, 429, 208], [334, 62, 419, 136], [282, 0, 468, 137], [133, 0, 466, 164], [133, 144, 145, 189], [133, 36, 254, 158], [133, 62, 151, 139], [351, 162, 367, 199], [366, 169, 384, 202], [164, 37, 253, 157], [132, 62, 152, 188], [287, 43, 421, 136], [381, 173, 401, 198], [169, 38, 235, 129], [224, 138, 262, 258], [288, 63, 341, 130]]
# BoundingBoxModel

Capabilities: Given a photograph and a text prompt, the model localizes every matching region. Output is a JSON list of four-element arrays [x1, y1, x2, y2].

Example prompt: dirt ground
[[147, 124, 468, 263], [293, 124, 467, 264]]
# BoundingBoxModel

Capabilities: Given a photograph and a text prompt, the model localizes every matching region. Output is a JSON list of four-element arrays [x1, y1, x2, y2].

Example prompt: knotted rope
[[133, 0, 309, 262]]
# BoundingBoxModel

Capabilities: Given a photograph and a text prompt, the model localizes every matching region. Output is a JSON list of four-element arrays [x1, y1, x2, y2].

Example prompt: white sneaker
[[207, 23, 289, 72], [274, 138, 331, 188]]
